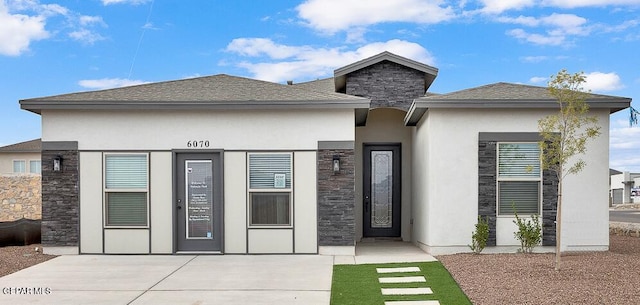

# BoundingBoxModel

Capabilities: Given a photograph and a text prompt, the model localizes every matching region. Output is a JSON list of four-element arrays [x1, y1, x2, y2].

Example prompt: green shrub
[[513, 211, 542, 253], [469, 215, 489, 254]]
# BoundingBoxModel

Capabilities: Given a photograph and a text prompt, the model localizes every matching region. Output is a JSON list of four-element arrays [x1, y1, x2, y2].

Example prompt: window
[[13, 160, 26, 173], [248, 153, 292, 226], [104, 154, 148, 227], [497, 143, 541, 215], [29, 160, 41, 174]]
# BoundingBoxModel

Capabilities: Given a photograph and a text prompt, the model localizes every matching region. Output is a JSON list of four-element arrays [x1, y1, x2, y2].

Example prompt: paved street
[[610, 209, 640, 223]]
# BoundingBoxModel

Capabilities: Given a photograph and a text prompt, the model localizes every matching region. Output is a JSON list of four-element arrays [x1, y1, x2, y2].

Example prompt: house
[[610, 171, 640, 204], [0, 139, 42, 222], [20, 52, 631, 255], [0, 139, 41, 175]]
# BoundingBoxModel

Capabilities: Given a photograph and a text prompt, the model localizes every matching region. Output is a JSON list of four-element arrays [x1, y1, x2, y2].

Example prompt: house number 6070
[[187, 141, 210, 148]]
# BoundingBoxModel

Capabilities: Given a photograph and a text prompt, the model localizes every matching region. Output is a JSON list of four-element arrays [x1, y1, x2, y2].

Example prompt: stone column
[[317, 141, 355, 249], [41, 141, 79, 249]]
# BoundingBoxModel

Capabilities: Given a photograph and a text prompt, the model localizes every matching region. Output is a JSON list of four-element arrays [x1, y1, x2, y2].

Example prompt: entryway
[[175, 152, 223, 252]]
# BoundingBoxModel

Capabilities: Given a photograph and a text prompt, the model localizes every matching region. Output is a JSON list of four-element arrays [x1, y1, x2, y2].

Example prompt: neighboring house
[[0, 139, 42, 175], [20, 52, 631, 255], [610, 171, 640, 204]]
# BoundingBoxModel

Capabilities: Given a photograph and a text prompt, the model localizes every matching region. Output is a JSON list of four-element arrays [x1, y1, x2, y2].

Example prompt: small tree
[[539, 69, 601, 270]]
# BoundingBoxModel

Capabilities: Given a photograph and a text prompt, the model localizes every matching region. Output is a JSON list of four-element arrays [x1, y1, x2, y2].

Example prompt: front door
[[176, 153, 223, 252], [363, 144, 401, 237]]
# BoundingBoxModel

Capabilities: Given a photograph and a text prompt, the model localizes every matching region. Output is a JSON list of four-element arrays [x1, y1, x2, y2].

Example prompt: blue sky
[[1, 0, 639, 171]]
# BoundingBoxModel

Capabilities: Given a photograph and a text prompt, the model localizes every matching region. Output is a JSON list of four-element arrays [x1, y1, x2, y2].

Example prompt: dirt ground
[[439, 234, 640, 304]]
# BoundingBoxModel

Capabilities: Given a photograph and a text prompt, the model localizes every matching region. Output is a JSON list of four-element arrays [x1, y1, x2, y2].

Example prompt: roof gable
[[333, 51, 438, 93]]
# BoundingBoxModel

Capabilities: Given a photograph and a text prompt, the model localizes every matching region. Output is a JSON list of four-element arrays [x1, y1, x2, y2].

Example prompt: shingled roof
[[0, 139, 41, 153], [405, 82, 631, 125], [20, 74, 370, 115], [422, 82, 627, 100]]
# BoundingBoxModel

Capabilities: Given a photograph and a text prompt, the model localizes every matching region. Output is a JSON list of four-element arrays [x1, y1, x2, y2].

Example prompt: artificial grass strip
[[331, 262, 471, 305]]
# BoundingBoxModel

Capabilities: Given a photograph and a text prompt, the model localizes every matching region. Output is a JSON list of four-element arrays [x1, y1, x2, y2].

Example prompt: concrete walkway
[[0, 242, 436, 305]]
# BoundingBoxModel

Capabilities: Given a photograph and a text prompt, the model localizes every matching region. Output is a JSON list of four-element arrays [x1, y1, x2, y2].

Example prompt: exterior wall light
[[333, 155, 340, 174], [53, 156, 62, 172]]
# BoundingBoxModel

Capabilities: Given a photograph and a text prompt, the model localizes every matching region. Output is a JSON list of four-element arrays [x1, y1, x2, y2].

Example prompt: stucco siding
[[150, 152, 173, 254], [413, 108, 610, 253], [223, 152, 247, 254], [42, 109, 355, 150], [0, 152, 41, 174], [79, 152, 103, 254], [294, 151, 318, 253]]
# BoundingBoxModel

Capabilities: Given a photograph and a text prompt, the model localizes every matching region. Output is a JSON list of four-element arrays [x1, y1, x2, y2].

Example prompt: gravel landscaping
[[0, 244, 56, 278], [439, 234, 640, 304]]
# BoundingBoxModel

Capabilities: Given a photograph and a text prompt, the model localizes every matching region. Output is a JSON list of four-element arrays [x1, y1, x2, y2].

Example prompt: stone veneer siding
[[345, 60, 426, 110], [0, 175, 41, 221], [41, 142, 79, 247], [478, 133, 558, 247], [317, 144, 355, 246]]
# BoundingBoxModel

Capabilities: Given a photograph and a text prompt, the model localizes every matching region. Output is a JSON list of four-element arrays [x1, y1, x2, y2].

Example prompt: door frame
[[363, 143, 401, 238], [172, 150, 224, 253]]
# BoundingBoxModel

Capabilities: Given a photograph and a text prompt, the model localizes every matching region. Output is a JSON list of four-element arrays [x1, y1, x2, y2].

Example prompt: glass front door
[[176, 153, 222, 252], [363, 144, 401, 237]]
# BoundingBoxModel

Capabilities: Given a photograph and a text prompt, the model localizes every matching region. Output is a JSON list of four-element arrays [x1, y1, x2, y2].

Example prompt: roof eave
[[405, 98, 632, 126], [20, 99, 372, 114]]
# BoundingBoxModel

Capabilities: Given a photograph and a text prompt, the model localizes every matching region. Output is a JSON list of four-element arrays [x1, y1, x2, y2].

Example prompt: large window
[[13, 160, 26, 173], [497, 143, 541, 215], [248, 153, 292, 226], [29, 160, 41, 174], [104, 154, 149, 227]]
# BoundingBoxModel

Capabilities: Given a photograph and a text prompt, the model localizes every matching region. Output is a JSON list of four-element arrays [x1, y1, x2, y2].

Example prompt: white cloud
[[225, 38, 435, 83], [521, 56, 548, 63], [502, 13, 590, 46], [102, 0, 150, 5], [296, 0, 455, 34], [78, 78, 148, 90], [79, 15, 105, 27], [0, 1, 49, 56], [610, 119, 640, 172], [69, 29, 105, 44], [584, 72, 625, 92], [542, 0, 640, 8], [479, 0, 535, 14], [529, 76, 547, 84], [507, 28, 566, 45]]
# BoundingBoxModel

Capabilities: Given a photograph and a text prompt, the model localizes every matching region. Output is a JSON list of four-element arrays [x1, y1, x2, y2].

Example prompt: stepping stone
[[384, 301, 441, 305], [379, 276, 426, 283], [381, 287, 433, 295], [377, 267, 420, 273]]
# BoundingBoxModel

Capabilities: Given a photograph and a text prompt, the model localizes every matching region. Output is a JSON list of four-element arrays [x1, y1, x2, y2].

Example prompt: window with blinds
[[497, 143, 541, 215], [248, 153, 292, 226], [29, 160, 41, 174], [13, 160, 26, 173], [104, 154, 149, 227]]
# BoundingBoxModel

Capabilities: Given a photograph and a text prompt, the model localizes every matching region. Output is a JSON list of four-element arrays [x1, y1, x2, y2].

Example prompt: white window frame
[[29, 160, 41, 174], [247, 152, 293, 228], [13, 160, 26, 173], [103, 153, 150, 228], [497, 142, 542, 216]]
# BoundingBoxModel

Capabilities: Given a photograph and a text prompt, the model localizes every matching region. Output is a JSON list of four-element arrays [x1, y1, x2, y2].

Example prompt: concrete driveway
[[0, 255, 333, 305], [0, 242, 437, 305]]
